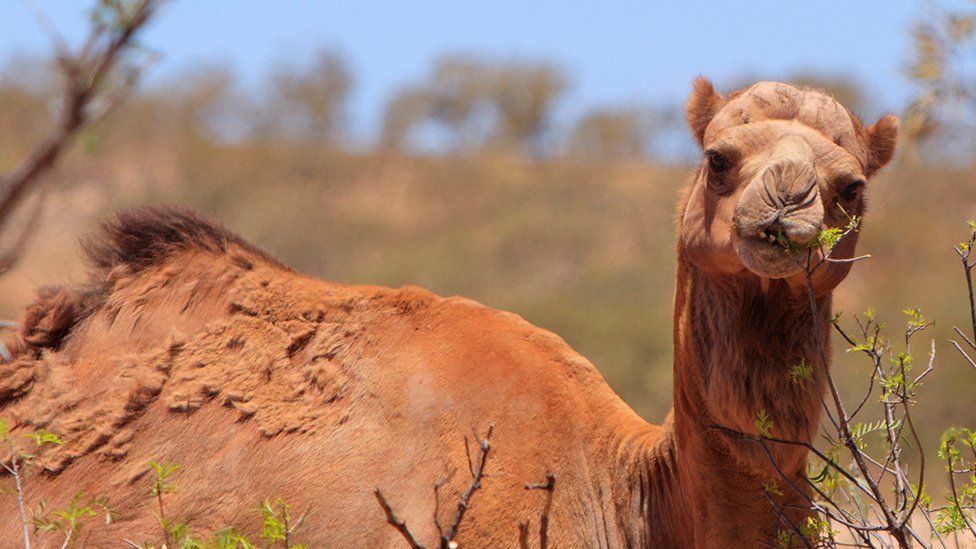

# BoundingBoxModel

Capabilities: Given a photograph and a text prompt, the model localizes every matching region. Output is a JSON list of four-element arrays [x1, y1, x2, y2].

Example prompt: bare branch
[[0, 0, 163, 274], [446, 426, 493, 543], [953, 325, 976, 351], [374, 488, 426, 549], [375, 426, 494, 549]]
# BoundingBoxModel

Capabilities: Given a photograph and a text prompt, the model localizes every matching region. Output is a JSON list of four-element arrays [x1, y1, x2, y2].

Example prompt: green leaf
[[763, 479, 784, 496], [775, 529, 795, 549], [148, 461, 181, 496], [935, 503, 968, 535], [850, 419, 902, 450], [26, 429, 64, 447], [789, 358, 813, 386], [902, 307, 929, 329], [814, 227, 844, 250], [261, 498, 288, 542], [755, 409, 774, 438]]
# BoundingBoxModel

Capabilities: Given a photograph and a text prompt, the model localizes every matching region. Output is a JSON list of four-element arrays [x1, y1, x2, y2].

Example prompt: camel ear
[[863, 114, 898, 177], [685, 77, 725, 147]]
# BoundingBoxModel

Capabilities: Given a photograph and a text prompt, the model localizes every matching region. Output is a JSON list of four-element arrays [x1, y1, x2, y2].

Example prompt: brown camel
[[0, 79, 896, 547]]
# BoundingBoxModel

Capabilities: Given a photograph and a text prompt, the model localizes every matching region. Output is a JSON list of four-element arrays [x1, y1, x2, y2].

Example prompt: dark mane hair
[[83, 206, 285, 274]]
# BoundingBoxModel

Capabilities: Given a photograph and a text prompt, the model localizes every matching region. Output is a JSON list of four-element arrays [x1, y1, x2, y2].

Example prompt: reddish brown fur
[[0, 80, 896, 547]]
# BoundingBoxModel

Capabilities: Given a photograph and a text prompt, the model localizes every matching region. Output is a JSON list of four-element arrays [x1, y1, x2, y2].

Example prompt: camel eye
[[840, 180, 865, 202], [707, 151, 731, 173]]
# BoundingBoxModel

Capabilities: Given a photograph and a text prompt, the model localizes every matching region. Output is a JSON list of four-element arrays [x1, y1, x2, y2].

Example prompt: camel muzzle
[[733, 135, 825, 248], [731, 135, 826, 277]]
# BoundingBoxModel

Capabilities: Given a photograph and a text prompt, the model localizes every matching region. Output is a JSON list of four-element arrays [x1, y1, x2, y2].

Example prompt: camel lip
[[733, 234, 807, 279]]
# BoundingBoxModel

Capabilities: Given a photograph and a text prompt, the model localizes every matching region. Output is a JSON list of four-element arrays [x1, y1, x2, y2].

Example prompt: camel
[[0, 79, 897, 547]]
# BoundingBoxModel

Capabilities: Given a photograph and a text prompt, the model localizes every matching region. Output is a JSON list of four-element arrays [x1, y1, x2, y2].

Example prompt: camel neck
[[639, 255, 833, 546]]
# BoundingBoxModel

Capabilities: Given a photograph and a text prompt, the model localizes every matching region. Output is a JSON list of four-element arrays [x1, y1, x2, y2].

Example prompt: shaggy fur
[[0, 81, 896, 547]]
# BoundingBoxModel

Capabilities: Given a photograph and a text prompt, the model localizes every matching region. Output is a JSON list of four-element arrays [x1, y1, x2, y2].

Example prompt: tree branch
[[0, 0, 162, 274]]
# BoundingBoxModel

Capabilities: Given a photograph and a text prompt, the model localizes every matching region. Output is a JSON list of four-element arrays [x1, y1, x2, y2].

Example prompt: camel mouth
[[734, 234, 807, 278]]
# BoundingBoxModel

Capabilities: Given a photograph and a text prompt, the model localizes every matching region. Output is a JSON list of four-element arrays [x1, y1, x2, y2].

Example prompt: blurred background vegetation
[[0, 0, 974, 491]]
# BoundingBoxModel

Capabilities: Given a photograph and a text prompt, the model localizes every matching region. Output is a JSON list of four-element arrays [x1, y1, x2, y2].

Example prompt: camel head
[[678, 79, 898, 288]]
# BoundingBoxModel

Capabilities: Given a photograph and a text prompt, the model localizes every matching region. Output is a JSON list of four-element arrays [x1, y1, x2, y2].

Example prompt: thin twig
[[953, 326, 976, 352], [375, 425, 495, 549], [445, 426, 493, 544], [949, 339, 976, 371], [3, 450, 31, 549]]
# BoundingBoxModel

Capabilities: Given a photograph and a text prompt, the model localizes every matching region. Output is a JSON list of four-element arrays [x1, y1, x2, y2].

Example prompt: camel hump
[[17, 207, 287, 352], [83, 205, 286, 275]]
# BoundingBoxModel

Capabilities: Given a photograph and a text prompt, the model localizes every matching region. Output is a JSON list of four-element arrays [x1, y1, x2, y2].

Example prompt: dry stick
[[949, 339, 976, 371], [0, 0, 160, 271], [374, 489, 426, 549], [523, 471, 556, 549], [953, 325, 976, 352]]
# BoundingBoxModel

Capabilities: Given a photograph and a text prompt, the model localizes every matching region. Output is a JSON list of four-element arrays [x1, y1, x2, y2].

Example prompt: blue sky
[[0, 1, 925, 140]]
